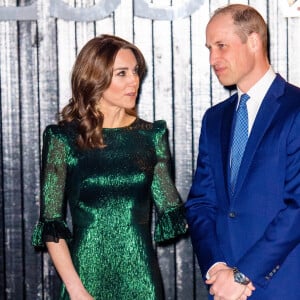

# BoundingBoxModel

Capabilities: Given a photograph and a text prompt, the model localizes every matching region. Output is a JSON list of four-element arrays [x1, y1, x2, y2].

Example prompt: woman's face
[[100, 48, 140, 111]]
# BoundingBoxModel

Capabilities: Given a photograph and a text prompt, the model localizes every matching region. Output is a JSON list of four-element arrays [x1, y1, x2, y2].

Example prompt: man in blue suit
[[185, 4, 300, 300]]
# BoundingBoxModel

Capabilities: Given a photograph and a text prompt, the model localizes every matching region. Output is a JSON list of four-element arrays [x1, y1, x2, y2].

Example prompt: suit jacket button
[[229, 212, 236, 218]]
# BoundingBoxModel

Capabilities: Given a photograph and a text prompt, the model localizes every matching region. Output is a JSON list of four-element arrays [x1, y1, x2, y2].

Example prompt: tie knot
[[239, 93, 250, 106]]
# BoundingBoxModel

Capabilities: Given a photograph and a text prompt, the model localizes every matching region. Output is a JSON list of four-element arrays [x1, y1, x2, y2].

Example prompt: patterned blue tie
[[230, 93, 250, 192]]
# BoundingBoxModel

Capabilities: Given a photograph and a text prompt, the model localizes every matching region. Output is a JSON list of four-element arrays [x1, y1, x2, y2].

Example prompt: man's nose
[[209, 49, 218, 66]]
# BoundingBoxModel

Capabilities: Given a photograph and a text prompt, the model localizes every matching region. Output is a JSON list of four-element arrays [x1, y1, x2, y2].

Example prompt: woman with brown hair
[[32, 34, 186, 300]]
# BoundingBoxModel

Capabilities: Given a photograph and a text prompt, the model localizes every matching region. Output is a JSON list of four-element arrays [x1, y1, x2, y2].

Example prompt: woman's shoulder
[[136, 118, 167, 132], [43, 122, 77, 142]]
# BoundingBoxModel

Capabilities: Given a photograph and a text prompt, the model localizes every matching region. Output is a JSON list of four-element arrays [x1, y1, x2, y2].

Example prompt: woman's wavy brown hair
[[59, 34, 147, 149]]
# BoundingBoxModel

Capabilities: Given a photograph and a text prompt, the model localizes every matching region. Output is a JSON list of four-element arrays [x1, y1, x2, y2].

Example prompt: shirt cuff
[[206, 262, 227, 279]]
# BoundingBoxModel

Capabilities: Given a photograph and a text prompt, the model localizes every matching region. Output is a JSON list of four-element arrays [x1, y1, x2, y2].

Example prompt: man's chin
[[216, 78, 236, 90]]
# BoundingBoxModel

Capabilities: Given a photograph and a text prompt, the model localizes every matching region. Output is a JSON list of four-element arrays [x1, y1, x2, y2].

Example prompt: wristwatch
[[232, 267, 250, 285]]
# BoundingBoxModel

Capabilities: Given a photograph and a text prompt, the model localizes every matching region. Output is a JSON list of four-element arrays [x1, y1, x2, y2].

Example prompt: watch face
[[233, 269, 250, 285]]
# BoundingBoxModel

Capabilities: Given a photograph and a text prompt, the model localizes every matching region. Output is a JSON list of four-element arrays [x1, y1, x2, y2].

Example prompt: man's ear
[[248, 32, 261, 52]]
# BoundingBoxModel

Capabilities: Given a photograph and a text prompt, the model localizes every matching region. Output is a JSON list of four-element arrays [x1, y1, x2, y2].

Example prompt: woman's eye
[[133, 67, 139, 74], [117, 71, 126, 76]]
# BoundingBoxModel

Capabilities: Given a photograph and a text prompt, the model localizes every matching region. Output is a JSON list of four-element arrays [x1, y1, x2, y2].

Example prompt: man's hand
[[206, 265, 255, 300]]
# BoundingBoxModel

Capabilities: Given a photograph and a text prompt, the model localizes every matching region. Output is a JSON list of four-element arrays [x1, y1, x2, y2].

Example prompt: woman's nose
[[129, 73, 139, 85]]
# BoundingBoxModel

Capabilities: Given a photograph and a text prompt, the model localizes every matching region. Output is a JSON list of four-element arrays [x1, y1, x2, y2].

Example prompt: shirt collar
[[237, 66, 276, 101]]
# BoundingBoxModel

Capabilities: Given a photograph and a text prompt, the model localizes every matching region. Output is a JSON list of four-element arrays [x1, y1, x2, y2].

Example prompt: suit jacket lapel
[[233, 75, 286, 197], [221, 94, 238, 200]]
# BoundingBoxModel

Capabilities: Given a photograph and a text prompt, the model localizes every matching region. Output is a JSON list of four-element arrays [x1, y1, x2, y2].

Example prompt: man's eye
[[218, 44, 225, 49]]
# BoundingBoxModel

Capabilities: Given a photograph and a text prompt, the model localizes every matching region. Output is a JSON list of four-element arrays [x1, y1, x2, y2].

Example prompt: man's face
[[205, 13, 256, 90]]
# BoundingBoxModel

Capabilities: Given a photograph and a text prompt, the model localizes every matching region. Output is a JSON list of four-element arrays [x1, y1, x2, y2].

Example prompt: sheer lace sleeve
[[32, 125, 72, 248], [151, 121, 187, 243]]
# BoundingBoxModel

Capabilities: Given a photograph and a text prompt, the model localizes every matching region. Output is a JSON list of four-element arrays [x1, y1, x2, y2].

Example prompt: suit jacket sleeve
[[185, 112, 226, 278]]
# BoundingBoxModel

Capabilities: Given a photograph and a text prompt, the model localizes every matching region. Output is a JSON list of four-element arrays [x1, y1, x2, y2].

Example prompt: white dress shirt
[[237, 66, 276, 136]]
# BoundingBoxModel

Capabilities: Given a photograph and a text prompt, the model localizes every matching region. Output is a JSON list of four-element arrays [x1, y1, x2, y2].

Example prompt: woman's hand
[[46, 240, 94, 300], [69, 286, 94, 300]]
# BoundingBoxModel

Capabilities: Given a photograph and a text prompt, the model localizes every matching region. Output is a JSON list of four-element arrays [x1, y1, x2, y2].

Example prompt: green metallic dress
[[32, 118, 186, 300]]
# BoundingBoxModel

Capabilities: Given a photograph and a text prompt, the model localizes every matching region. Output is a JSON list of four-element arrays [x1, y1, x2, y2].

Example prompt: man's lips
[[214, 67, 226, 76]]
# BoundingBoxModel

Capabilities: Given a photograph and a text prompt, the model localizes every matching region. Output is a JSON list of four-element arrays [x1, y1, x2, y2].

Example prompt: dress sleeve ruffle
[[32, 219, 72, 248], [151, 120, 187, 243], [154, 204, 187, 243]]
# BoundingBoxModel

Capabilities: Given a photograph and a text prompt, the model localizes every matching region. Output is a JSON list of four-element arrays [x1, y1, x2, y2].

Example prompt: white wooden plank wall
[[0, 1, 300, 299]]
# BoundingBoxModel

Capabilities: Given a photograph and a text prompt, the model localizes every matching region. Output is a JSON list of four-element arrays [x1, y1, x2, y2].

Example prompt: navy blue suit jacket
[[186, 74, 300, 299]]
